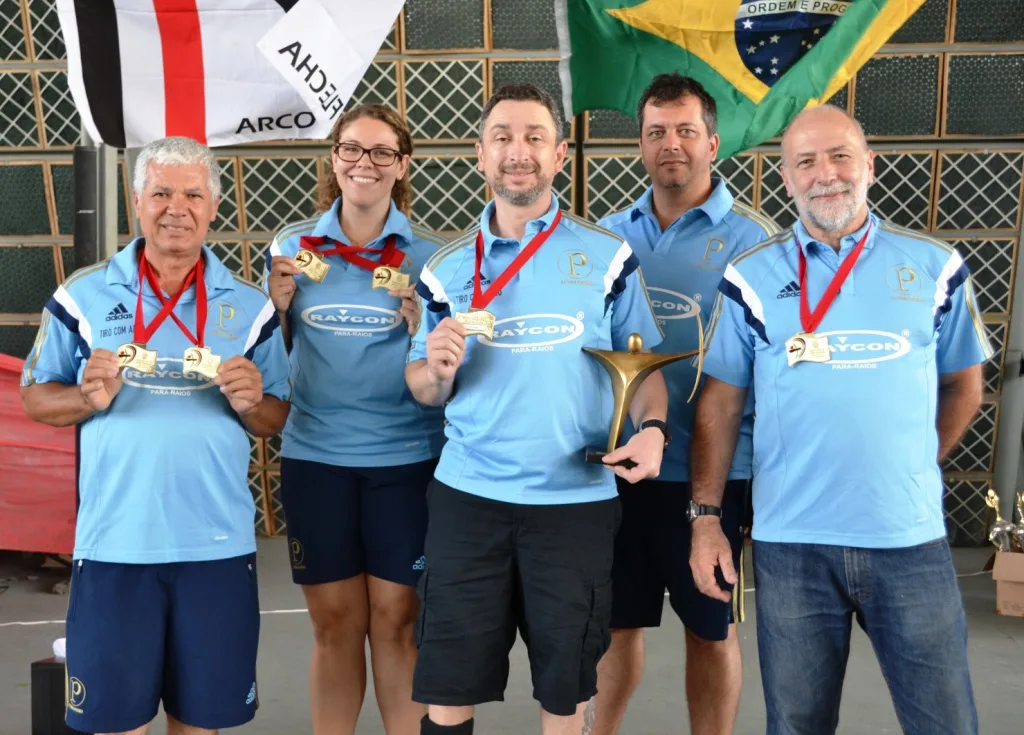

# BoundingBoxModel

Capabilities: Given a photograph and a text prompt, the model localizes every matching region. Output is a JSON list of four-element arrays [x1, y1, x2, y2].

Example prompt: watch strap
[[640, 418, 670, 446], [688, 501, 722, 520]]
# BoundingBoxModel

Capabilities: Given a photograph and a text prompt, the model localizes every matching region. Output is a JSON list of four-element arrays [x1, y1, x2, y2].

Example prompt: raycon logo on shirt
[[817, 330, 912, 370], [479, 313, 586, 354], [301, 304, 402, 337], [647, 288, 700, 321], [121, 358, 217, 395]]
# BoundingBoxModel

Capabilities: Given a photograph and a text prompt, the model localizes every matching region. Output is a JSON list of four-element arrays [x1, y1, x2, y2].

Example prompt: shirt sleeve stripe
[[419, 266, 453, 314], [243, 300, 279, 359], [932, 250, 968, 330], [603, 241, 635, 297], [46, 294, 77, 335], [602, 241, 637, 313], [51, 285, 93, 347], [721, 264, 770, 345]]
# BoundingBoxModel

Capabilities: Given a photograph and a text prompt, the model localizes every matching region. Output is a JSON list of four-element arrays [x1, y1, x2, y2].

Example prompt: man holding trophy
[[690, 105, 990, 734], [405, 82, 668, 735]]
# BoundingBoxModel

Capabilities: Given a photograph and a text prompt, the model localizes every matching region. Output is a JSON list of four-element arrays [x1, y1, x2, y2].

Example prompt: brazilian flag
[[556, 0, 925, 157]]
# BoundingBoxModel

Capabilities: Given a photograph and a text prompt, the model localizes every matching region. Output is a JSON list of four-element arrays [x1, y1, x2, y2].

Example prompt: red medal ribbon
[[299, 234, 404, 271], [797, 221, 872, 334], [472, 210, 562, 310], [134, 253, 206, 347]]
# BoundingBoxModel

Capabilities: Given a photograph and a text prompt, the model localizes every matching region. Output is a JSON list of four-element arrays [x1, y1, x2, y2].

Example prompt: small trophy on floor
[[985, 489, 1016, 552]]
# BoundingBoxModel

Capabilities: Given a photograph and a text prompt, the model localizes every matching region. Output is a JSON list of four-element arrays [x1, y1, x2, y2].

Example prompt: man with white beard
[[689, 105, 989, 735]]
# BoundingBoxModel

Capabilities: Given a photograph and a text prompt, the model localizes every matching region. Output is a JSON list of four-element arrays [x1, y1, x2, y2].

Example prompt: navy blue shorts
[[609, 478, 749, 641], [64, 553, 260, 733], [281, 457, 437, 587]]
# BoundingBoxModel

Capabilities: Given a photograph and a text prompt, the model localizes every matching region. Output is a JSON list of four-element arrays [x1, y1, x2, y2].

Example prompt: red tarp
[[0, 353, 76, 554]]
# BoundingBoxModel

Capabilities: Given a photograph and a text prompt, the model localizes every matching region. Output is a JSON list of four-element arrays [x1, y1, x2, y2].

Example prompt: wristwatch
[[639, 419, 672, 448], [687, 499, 723, 522]]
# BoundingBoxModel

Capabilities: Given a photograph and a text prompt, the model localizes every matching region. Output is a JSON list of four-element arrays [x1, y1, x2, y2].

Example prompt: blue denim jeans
[[753, 538, 977, 735]]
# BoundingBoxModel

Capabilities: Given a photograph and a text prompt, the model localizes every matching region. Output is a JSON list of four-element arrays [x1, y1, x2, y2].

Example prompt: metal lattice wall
[[2, 0, 1023, 543]]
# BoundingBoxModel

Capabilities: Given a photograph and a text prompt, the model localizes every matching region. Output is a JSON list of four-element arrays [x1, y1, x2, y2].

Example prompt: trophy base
[[585, 449, 637, 470]]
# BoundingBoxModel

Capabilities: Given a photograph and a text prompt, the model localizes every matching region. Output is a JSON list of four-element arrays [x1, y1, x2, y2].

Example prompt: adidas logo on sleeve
[[105, 302, 132, 321], [776, 281, 800, 299]]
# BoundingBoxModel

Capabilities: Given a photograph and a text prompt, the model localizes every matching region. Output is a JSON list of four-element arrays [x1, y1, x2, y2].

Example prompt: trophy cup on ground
[[985, 489, 1016, 552], [583, 322, 703, 470]]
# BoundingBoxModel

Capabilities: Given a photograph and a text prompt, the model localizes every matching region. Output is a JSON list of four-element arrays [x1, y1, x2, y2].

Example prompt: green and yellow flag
[[556, 0, 925, 157]]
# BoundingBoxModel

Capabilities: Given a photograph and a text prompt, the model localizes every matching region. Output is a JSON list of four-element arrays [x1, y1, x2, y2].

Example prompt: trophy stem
[[604, 374, 631, 454]]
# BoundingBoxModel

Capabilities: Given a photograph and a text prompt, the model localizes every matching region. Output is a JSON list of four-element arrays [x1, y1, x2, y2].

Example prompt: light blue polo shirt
[[410, 194, 663, 504], [703, 211, 993, 548], [269, 197, 447, 468], [599, 179, 779, 481], [21, 239, 292, 564]]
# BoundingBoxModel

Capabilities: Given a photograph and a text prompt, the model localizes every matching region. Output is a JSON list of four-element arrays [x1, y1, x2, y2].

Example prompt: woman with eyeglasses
[[266, 103, 446, 735]]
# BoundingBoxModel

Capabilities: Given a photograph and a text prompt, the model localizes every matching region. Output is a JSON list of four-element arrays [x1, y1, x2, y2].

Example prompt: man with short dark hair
[[589, 73, 779, 735], [406, 82, 669, 735]]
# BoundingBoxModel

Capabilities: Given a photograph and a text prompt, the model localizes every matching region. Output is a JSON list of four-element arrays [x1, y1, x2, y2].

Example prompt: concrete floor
[[0, 538, 1021, 735]]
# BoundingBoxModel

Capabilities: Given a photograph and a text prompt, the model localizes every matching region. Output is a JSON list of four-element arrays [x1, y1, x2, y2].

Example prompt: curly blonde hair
[[316, 104, 414, 214]]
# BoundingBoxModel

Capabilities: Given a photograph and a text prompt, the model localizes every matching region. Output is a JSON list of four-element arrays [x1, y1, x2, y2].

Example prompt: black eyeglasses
[[333, 142, 402, 167]]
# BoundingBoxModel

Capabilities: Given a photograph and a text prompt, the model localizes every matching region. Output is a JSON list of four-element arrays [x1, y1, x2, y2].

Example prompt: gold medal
[[786, 332, 831, 367], [116, 342, 157, 374], [454, 308, 496, 340], [182, 345, 221, 380], [371, 265, 410, 290], [294, 249, 330, 283]]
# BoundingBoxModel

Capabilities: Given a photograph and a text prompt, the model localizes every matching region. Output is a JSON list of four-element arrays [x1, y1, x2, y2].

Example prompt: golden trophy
[[583, 322, 703, 469], [985, 489, 1015, 552]]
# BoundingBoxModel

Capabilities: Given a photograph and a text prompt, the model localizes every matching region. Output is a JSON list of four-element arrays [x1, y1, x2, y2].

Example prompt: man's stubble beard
[[490, 167, 552, 207]]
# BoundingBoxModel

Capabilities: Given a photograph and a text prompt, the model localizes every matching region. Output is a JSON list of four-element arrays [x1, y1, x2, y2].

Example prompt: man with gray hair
[[20, 136, 292, 735], [690, 104, 988, 734]]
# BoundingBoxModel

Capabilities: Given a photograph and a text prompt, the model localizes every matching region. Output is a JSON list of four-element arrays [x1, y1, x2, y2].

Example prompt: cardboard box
[[992, 550, 1024, 618]]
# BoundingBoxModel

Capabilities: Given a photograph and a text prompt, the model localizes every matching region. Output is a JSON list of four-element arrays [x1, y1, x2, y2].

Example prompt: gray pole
[[992, 221, 1024, 522], [99, 143, 118, 259], [73, 125, 100, 272]]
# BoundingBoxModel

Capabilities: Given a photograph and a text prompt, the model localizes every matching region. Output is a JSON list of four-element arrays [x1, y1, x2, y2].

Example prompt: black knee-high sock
[[421, 714, 474, 734]]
